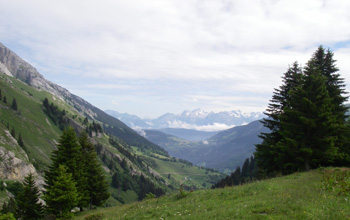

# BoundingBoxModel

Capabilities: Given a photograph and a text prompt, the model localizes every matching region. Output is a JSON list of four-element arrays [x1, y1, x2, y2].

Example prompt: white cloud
[[1, 0, 350, 117], [167, 120, 234, 131]]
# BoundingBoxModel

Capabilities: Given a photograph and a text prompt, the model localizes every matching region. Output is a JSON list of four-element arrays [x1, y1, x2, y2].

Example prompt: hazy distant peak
[[181, 108, 209, 118], [105, 108, 264, 132]]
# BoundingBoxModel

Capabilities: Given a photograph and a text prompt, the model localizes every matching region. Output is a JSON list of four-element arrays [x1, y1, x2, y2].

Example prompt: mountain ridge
[[105, 108, 264, 132]]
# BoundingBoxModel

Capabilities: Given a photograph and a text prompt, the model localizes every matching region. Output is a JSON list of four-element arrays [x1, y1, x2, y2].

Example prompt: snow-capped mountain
[[105, 109, 264, 132]]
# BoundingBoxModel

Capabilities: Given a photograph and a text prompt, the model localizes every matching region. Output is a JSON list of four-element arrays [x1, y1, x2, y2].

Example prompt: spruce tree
[[256, 47, 349, 174], [255, 62, 303, 174], [241, 158, 250, 183], [112, 172, 120, 189], [11, 98, 17, 111], [10, 128, 15, 138], [0, 88, 2, 100], [16, 173, 44, 220], [17, 133, 24, 147], [279, 71, 337, 171], [79, 132, 109, 209], [3, 96, 6, 103], [249, 156, 256, 180], [17, 133, 26, 152], [43, 165, 78, 219], [44, 127, 89, 211], [1, 198, 17, 216], [304, 46, 350, 164]]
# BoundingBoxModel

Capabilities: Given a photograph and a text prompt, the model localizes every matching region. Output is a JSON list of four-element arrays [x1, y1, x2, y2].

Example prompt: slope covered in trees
[[256, 46, 350, 175]]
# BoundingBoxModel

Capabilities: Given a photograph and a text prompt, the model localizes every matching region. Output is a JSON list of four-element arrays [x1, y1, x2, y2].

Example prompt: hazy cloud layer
[[1, 0, 350, 117], [167, 120, 234, 131]]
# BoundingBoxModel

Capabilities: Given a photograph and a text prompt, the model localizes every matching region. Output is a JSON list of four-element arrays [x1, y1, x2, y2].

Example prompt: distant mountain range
[[105, 109, 264, 132], [144, 120, 268, 172]]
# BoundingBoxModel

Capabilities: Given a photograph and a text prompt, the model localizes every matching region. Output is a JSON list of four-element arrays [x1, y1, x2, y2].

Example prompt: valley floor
[[74, 169, 350, 220]]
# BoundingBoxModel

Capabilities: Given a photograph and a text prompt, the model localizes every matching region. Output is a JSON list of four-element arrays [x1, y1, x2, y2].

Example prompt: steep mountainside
[[145, 120, 268, 172], [153, 128, 218, 141], [0, 43, 223, 206], [0, 43, 165, 156]]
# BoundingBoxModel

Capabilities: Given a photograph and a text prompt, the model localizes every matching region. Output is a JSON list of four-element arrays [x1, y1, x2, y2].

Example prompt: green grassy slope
[[0, 74, 63, 168], [144, 155, 223, 190], [74, 169, 350, 220]]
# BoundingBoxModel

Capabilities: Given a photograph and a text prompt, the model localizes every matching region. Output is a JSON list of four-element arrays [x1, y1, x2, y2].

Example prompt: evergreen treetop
[[256, 46, 350, 175], [79, 132, 109, 209], [16, 173, 44, 220], [45, 127, 89, 210], [43, 165, 79, 220], [11, 98, 17, 111]]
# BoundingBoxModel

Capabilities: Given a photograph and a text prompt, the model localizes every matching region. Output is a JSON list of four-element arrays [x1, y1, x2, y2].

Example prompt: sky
[[1, 0, 350, 118]]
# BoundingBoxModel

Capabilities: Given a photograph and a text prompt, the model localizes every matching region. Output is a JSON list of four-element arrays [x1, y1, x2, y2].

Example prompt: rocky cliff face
[[0, 147, 37, 181], [0, 43, 97, 119], [0, 129, 37, 181], [0, 43, 61, 97]]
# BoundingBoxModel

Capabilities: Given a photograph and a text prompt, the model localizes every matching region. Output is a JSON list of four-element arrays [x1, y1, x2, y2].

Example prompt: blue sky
[[1, 0, 350, 118]]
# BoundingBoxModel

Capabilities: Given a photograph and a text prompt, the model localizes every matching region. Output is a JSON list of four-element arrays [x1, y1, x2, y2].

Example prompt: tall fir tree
[[17, 133, 24, 148], [1, 198, 17, 216], [241, 158, 250, 183], [44, 127, 89, 211], [256, 46, 349, 175], [249, 156, 256, 180], [255, 62, 303, 174], [304, 46, 350, 164], [43, 165, 78, 220], [15, 173, 44, 220], [11, 98, 17, 111], [10, 128, 15, 138], [279, 70, 337, 171], [79, 132, 109, 209]]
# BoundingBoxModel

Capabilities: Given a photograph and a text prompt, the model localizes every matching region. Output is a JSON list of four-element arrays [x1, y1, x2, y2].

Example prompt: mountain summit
[[105, 108, 264, 131]]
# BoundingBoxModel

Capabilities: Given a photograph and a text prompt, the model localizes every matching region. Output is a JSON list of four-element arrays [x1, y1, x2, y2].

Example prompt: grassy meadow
[[75, 169, 350, 220]]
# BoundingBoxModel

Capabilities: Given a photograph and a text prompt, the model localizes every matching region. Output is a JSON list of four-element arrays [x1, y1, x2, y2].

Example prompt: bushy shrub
[[321, 168, 350, 196], [0, 213, 15, 220], [176, 184, 191, 199]]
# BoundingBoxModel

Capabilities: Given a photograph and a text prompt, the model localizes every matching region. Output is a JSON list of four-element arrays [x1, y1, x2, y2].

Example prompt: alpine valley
[[0, 43, 225, 206], [105, 109, 266, 172]]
